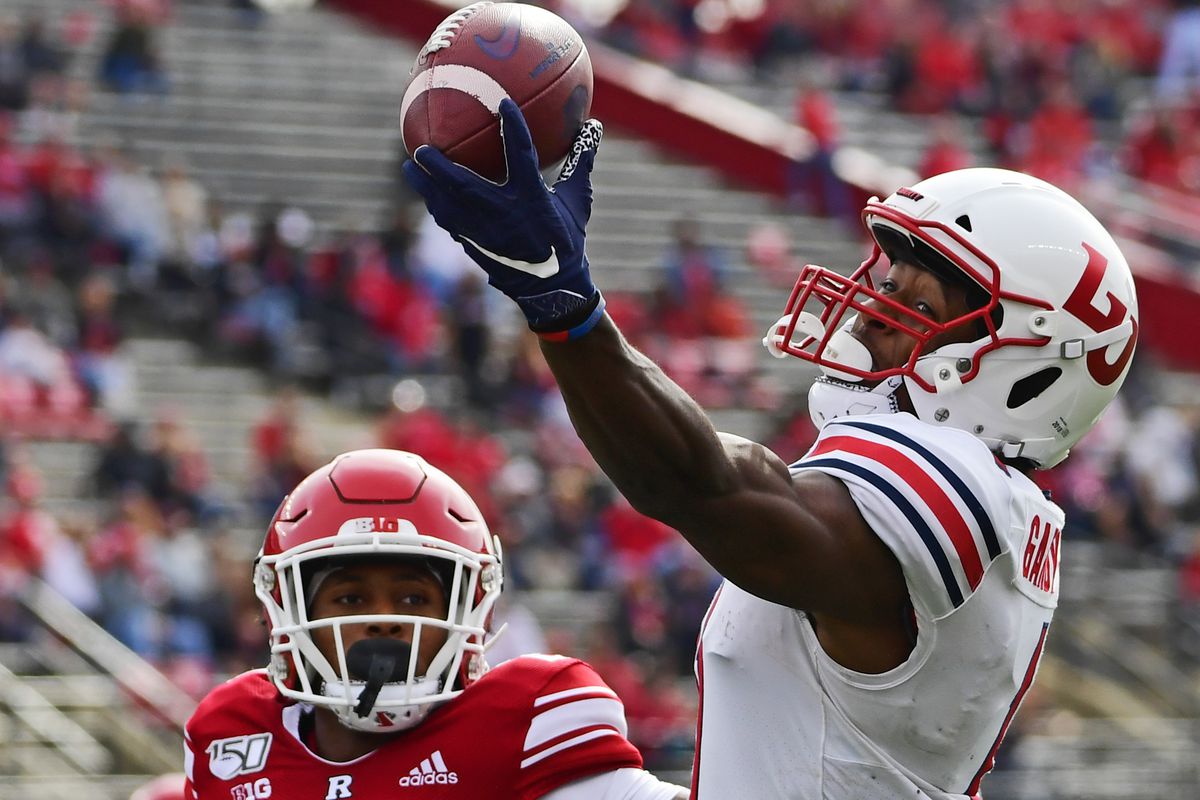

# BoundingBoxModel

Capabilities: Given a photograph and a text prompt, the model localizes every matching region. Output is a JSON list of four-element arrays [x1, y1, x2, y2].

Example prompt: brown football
[[400, 2, 593, 182]]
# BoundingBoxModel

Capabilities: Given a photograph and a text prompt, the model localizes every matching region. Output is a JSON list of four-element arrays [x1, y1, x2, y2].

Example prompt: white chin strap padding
[[820, 327, 872, 383], [807, 375, 903, 428]]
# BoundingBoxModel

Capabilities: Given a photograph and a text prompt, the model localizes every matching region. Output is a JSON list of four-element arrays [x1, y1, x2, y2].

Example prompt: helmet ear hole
[[1006, 367, 1062, 409]]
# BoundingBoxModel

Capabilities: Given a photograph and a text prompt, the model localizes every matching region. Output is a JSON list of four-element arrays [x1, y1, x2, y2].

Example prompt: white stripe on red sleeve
[[521, 729, 625, 769], [521, 684, 629, 771], [533, 684, 619, 708], [183, 733, 194, 782], [524, 697, 627, 752]]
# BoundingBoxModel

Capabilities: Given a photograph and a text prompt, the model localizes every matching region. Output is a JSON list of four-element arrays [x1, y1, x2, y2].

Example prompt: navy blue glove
[[403, 98, 605, 339]]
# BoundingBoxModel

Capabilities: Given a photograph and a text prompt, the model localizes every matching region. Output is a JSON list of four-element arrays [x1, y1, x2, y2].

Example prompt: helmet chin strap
[[808, 374, 905, 429], [345, 639, 412, 718]]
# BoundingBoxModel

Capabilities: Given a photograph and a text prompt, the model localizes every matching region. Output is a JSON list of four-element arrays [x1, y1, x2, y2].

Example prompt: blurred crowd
[[592, 0, 1200, 205], [0, 2, 767, 769], [3, 0, 1200, 777]]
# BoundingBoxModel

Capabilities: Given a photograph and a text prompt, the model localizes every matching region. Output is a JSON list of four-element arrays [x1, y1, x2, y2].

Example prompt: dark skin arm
[[538, 316, 914, 674]]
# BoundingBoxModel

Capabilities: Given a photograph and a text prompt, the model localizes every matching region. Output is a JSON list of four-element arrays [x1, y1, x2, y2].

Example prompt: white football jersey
[[694, 413, 1062, 799]]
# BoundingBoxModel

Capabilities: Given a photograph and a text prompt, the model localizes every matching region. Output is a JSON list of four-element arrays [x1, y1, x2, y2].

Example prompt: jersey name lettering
[[1022, 515, 1061, 593]]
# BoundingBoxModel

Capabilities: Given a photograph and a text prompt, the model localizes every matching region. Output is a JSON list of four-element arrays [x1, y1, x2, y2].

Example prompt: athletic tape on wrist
[[536, 293, 607, 343]]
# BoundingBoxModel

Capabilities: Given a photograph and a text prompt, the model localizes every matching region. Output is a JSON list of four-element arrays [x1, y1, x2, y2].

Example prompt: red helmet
[[254, 449, 503, 733]]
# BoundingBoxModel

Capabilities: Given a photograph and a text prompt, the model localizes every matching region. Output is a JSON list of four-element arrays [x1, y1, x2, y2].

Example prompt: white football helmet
[[765, 168, 1138, 468], [254, 450, 503, 733]]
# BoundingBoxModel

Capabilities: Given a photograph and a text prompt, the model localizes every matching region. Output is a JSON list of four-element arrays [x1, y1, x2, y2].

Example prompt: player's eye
[[879, 278, 897, 294], [399, 592, 431, 607], [333, 593, 364, 606], [915, 301, 935, 318]]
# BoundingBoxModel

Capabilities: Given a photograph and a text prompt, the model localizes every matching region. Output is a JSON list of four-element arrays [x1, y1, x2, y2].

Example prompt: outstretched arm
[[403, 102, 905, 625], [535, 317, 905, 624]]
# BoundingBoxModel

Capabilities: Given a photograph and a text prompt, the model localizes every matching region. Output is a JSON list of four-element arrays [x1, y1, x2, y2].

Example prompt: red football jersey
[[185, 655, 643, 800]]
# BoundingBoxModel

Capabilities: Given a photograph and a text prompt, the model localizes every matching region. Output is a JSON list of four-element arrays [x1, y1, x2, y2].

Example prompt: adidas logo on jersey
[[398, 750, 458, 787]]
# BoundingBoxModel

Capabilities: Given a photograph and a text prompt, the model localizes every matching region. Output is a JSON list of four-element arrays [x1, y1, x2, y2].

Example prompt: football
[[400, 2, 593, 182]]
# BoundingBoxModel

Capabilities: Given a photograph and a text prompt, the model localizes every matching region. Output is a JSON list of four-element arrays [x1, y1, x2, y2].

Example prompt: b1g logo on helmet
[[207, 732, 272, 780], [336, 517, 420, 537]]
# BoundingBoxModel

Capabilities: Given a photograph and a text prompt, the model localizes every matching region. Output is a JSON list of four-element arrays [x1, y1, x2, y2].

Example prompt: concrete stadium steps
[[21, 441, 100, 503], [124, 337, 374, 474], [22, 338, 374, 541], [715, 77, 993, 171]]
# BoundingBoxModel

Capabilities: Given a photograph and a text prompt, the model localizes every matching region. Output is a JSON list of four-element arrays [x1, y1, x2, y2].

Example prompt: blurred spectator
[[19, 17, 67, 80], [8, 253, 75, 345], [1, 459, 52, 576], [252, 384, 302, 470], [1157, 0, 1200, 101], [160, 158, 209, 280], [152, 516, 216, 658], [0, 306, 73, 389], [918, 117, 974, 178], [790, 79, 851, 220], [1124, 105, 1187, 189], [88, 487, 162, 655], [600, 494, 679, 578], [97, 2, 169, 96], [659, 551, 720, 675], [0, 114, 34, 238], [0, 16, 29, 112], [250, 394, 319, 518], [148, 408, 215, 521], [1124, 399, 1199, 534], [1019, 81, 1095, 188], [408, 210, 476, 306], [96, 147, 169, 288], [448, 272, 492, 410], [73, 272, 134, 413], [217, 205, 305, 373], [0, 455, 98, 618], [660, 215, 727, 305], [614, 569, 670, 655], [94, 422, 165, 500], [42, 513, 103, 618]]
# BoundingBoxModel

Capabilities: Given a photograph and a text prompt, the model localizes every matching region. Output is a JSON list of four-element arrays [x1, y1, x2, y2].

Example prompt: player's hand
[[403, 98, 605, 339]]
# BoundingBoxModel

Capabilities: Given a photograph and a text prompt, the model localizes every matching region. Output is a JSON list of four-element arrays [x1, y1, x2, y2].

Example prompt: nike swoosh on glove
[[403, 98, 605, 338]]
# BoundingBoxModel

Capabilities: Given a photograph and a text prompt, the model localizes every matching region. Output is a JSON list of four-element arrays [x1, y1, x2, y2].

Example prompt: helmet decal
[[766, 168, 1138, 468]]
